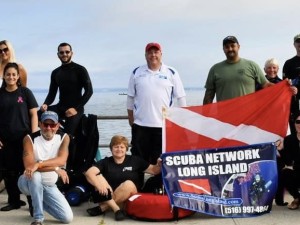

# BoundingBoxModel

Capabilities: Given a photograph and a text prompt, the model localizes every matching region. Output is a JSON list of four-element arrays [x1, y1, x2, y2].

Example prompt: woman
[[0, 40, 27, 86], [85, 135, 161, 221], [277, 112, 300, 209], [0, 62, 38, 211]]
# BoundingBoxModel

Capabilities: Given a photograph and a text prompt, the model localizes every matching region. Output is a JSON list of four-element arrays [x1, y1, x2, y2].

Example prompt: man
[[18, 111, 73, 225], [40, 42, 93, 136], [203, 36, 273, 104], [282, 34, 300, 134], [127, 42, 186, 165]]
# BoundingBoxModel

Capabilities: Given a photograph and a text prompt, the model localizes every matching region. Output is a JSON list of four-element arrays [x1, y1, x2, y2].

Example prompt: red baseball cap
[[145, 42, 162, 52]]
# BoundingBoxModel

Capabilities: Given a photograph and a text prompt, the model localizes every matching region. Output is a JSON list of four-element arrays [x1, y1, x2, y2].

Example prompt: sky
[[1, 0, 300, 89]]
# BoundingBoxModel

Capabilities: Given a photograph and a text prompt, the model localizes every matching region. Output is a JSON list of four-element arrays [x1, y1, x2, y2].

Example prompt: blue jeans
[[18, 172, 73, 223]]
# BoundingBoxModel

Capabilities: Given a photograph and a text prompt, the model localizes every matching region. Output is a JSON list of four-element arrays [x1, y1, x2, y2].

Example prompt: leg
[[43, 185, 73, 223], [18, 173, 44, 222], [1, 170, 21, 210], [64, 110, 83, 136]]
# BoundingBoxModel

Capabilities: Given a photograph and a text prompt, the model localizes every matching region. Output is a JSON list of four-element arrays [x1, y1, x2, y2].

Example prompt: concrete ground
[[0, 189, 299, 225]]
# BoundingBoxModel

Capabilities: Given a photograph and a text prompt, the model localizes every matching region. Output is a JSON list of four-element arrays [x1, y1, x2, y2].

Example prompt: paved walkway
[[0, 190, 298, 225]]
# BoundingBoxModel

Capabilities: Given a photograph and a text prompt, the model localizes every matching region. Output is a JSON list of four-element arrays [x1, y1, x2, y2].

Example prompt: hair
[[0, 40, 16, 63], [57, 42, 72, 52], [2, 62, 21, 87], [109, 135, 129, 151], [264, 58, 279, 69]]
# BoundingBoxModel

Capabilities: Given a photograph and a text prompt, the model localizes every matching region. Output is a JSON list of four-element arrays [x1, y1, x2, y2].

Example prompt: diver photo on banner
[[161, 143, 277, 217]]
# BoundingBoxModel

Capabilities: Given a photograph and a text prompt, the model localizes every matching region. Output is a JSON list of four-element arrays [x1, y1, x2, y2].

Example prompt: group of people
[[1, 32, 300, 224]]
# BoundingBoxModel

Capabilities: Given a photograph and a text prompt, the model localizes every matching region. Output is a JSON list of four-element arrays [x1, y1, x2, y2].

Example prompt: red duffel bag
[[125, 193, 194, 221]]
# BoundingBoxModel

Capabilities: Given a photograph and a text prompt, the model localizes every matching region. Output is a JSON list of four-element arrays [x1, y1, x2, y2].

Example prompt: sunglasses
[[59, 51, 71, 55], [42, 122, 58, 128], [295, 120, 300, 124], [0, 47, 9, 54]]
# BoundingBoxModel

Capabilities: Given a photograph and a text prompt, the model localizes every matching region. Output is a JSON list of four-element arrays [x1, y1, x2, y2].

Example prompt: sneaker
[[30, 221, 43, 225], [114, 210, 125, 221], [288, 198, 300, 210], [86, 206, 104, 216]]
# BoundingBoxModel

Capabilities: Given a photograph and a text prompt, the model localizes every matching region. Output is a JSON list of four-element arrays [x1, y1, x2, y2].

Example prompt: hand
[[40, 104, 48, 112], [65, 108, 77, 117], [275, 139, 283, 151], [56, 168, 69, 184], [0, 140, 3, 150], [24, 163, 39, 179]]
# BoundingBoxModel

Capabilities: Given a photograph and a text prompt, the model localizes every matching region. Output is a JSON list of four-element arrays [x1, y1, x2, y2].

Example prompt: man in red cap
[[127, 42, 186, 185]]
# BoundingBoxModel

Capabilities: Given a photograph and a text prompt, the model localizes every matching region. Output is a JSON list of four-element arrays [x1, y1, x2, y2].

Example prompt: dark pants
[[275, 157, 286, 203], [38, 105, 83, 136], [131, 124, 162, 192], [281, 168, 300, 199], [131, 124, 162, 164], [0, 139, 24, 205]]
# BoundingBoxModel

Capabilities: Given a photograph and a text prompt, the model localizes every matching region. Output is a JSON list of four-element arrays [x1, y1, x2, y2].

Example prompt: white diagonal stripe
[[178, 180, 212, 195], [167, 108, 281, 144]]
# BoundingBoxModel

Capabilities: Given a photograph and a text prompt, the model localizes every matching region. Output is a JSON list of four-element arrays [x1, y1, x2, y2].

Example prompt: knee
[[61, 211, 73, 224], [118, 180, 137, 194]]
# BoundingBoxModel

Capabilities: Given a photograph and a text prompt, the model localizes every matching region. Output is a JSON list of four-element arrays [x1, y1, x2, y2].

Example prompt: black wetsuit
[[43, 61, 93, 135], [283, 56, 300, 135]]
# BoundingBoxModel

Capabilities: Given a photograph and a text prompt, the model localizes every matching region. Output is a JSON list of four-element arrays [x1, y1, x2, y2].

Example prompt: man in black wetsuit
[[40, 42, 93, 136], [283, 34, 300, 135]]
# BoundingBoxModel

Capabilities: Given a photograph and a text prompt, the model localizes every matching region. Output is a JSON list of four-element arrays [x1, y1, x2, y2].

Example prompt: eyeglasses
[[0, 48, 9, 54], [42, 122, 58, 128], [58, 51, 71, 55], [295, 120, 300, 124]]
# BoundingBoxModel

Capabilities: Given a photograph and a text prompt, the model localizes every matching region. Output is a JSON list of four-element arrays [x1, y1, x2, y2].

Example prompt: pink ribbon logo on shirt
[[17, 96, 23, 103]]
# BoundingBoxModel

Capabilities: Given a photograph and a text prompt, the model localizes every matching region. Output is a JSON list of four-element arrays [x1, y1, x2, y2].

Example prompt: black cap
[[223, 36, 239, 46]]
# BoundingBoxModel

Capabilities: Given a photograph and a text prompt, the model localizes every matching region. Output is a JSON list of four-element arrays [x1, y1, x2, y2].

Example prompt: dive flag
[[163, 80, 292, 152]]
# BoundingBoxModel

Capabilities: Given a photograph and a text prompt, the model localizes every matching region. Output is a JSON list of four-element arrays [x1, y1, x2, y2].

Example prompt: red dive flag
[[163, 80, 292, 152]]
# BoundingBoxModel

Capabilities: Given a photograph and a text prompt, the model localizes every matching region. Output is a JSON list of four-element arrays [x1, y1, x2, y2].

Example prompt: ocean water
[[33, 88, 205, 157]]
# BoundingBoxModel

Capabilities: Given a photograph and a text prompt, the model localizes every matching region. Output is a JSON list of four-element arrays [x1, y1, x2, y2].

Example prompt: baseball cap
[[223, 36, 239, 46], [294, 34, 300, 43], [145, 42, 162, 52], [41, 111, 59, 123]]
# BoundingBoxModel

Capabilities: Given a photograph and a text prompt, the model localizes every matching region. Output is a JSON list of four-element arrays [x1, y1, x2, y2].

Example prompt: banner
[[163, 80, 292, 152], [161, 143, 277, 217]]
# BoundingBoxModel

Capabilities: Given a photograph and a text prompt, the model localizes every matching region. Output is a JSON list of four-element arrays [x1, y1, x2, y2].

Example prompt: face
[[111, 143, 127, 159], [294, 42, 300, 55], [223, 42, 240, 61], [264, 64, 279, 78], [57, 45, 73, 64], [3, 67, 19, 87], [145, 48, 162, 67], [295, 116, 300, 133], [40, 119, 59, 140], [0, 44, 10, 61]]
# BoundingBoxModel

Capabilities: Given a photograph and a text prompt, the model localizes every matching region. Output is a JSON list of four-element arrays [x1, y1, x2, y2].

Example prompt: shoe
[[30, 221, 43, 225], [114, 210, 125, 221], [0, 204, 21, 211], [276, 201, 288, 206], [86, 206, 104, 216], [19, 200, 26, 206], [288, 199, 300, 210]]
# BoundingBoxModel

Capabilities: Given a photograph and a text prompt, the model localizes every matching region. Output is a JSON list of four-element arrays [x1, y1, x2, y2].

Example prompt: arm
[[85, 166, 112, 195], [144, 158, 162, 175], [177, 96, 187, 107], [29, 108, 39, 133], [261, 81, 274, 88], [75, 67, 93, 110], [203, 89, 215, 105], [43, 72, 58, 108], [18, 63, 27, 87], [127, 95, 134, 126]]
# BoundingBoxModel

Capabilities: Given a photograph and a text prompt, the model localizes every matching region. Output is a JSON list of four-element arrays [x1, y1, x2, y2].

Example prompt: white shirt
[[127, 63, 186, 127], [29, 132, 67, 186]]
